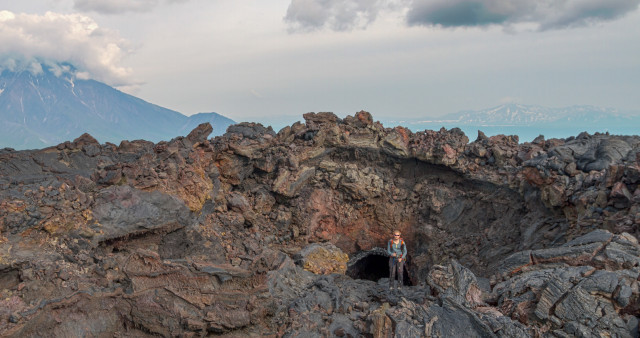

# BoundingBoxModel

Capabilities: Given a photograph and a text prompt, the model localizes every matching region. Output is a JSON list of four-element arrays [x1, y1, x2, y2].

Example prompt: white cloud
[[0, 11, 134, 86], [74, 0, 190, 14]]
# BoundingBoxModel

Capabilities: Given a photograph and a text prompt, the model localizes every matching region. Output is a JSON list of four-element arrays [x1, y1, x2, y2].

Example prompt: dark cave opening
[[346, 251, 413, 286]]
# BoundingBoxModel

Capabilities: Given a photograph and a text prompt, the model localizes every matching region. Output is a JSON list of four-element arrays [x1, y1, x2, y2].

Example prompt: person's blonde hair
[[393, 230, 401, 236]]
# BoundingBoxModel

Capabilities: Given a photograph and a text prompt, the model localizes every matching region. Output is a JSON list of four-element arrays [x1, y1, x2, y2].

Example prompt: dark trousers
[[389, 257, 404, 286]]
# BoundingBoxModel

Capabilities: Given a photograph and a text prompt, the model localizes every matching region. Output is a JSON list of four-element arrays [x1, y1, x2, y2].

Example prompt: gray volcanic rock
[[92, 185, 192, 241], [545, 133, 638, 173], [0, 111, 639, 336], [492, 230, 640, 337]]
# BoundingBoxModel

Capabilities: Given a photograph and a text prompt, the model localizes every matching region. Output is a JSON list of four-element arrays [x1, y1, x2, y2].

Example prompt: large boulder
[[294, 243, 350, 275]]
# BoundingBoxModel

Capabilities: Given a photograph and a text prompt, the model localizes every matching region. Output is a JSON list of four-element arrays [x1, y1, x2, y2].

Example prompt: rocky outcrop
[[492, 230, 640, 337], [294, 243, 349, 275], [272, 230, 639, 337], [1, 111, 639, 336]]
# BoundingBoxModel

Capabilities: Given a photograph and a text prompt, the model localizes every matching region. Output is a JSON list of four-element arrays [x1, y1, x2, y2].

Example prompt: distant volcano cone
[[0, 61, 234, 150]]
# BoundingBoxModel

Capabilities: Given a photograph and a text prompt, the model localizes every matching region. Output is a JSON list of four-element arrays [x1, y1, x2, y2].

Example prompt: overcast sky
[[1, 0, 639, 125]]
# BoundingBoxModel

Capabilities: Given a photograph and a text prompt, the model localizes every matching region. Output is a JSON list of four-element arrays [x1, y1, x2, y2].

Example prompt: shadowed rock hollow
[[1, 111, 639, 336], [345, 248, 412, 285]]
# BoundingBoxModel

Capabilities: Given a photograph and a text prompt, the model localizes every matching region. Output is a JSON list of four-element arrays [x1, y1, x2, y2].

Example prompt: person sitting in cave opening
[[387, 230, 407, 290]]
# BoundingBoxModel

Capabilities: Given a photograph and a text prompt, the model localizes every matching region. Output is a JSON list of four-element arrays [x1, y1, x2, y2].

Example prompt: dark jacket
[[387, 238, 407, 260]]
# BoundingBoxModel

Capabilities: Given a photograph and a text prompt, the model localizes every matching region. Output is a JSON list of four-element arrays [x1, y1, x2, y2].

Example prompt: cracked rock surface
[[1, 112, 639, 336]]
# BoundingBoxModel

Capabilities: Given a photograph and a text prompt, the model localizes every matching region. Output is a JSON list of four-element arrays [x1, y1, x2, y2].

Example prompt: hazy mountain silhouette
[[443, 103, 640, 127], [381, 103, 640, 142], [0, 63, 234, 150]]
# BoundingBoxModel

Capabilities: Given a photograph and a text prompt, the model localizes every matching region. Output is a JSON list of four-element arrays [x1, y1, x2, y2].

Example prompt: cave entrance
[[346, 248, 412, 286]]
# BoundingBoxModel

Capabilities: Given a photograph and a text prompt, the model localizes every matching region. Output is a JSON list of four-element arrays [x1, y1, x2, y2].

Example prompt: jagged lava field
[[0, 111, 639, 337]]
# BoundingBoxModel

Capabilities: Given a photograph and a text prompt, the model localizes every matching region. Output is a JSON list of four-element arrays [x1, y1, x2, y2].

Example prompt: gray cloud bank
[[74, 0, 189, 15], [286, 0, 640, 31], [284, 0, 389, 31]]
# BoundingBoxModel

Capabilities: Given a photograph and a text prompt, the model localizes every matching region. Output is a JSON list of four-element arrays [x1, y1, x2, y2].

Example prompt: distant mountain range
[[440, 103, 640, 127], [0, 63, 235, 150], [3, 61, 637, 149], [383, 103, 640, 142]]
